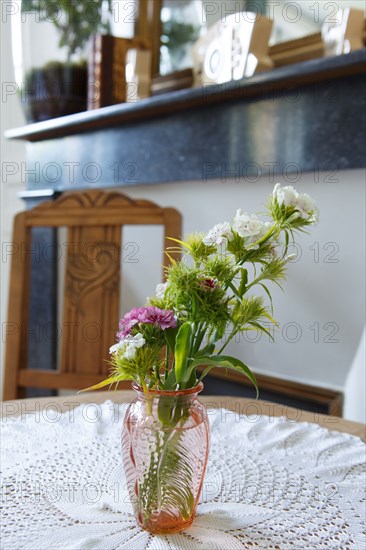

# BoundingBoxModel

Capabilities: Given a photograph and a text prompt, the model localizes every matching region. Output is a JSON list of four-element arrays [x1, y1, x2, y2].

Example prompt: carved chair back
[[3, 190, 182, 400]]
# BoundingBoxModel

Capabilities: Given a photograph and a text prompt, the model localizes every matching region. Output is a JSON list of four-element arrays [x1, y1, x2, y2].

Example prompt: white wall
[[1, 7, 365, 421]]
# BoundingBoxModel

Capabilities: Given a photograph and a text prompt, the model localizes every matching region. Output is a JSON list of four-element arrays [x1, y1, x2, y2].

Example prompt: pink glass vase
[[122, 382, 210, 534]]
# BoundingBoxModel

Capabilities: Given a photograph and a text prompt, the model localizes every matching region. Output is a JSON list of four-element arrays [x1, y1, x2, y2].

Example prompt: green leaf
[[227, 281, 241, 299], [164, 326, 178, 354], [238, 268, 248, 296], [198, 364, 216, 382], [191, 293, 198, 319], [166, 236, 192, 251], [283, 230, 290, 256], [190, 354, 258, 398], [164, 369, 177, 390], [174, 322, 193, 383], [259, 283, 273, 314], [182, 339, 216, 385], [262, 310, 279, 327], [158, 396, 176, 425], [249, 321, 275, 342], [78, 375, 123, 393], [185, 368, 197, 388], [195, 341, 215, 357]]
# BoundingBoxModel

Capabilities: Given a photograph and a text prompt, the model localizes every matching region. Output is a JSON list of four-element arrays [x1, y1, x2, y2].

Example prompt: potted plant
[[17, 0, 112, 122], [160, 0, 204, 75], [83, 184, 318, 534]]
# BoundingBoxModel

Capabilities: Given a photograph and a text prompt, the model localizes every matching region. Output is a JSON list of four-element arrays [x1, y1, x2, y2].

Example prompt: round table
[[1, 393, 365, 549]]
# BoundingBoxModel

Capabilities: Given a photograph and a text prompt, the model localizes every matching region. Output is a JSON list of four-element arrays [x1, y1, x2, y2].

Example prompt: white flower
[[123, 344, 138, 360], [246, 221, 274, 249], [124, 333, 145, 360], [273, 184, 317, 221], [110, 333, 145, 360], [109, 341, 124, 354], [203, 222, 233, 246], [233, 210, 265, 239], [273, 183, 299, 207], [156, 282, 168, 299], [296, 192, 317, 220]]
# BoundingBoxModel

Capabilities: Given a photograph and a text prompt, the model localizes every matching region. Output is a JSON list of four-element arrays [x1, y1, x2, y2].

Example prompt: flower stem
[[164, 346, 169, 380], [217, 329, 239, 354]]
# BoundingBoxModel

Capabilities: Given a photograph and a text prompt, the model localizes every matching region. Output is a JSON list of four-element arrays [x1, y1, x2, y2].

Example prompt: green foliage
[[232, 296, 268, 328], [21, 0, 112, 60], [89, 186, 317, 399], [161, 19, 200, 54], [111, 345, 162, 386], [174, 322, 193, 383], [248, 257, 287, 291], [184, 233, 215, 262], [204, 255, 236, 284], [193, 354, 258, 397]]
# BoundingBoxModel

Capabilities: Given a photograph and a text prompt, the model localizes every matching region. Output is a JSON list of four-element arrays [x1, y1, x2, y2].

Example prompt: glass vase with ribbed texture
[[122, 382, 210, 534]]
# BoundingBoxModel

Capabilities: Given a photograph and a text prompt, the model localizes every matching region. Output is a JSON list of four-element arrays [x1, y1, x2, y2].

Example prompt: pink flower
[[200, 278, 217, 291], [118, 306, 176, 338]]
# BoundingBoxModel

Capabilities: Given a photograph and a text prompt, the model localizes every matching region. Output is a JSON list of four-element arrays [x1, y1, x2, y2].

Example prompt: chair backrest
[[3, 190, 182, 400]]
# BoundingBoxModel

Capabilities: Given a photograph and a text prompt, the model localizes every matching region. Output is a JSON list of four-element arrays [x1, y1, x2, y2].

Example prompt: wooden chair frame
[[3, 190, 181, 400]]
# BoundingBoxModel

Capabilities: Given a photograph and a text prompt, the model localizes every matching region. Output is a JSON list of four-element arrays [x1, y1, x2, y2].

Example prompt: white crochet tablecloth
[[1, 401, 365, 550]]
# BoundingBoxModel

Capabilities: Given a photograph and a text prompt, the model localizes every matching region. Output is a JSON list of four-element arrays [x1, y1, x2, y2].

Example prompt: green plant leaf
[[249, 321, 275, 342], [164, 326, 178, 354], [164, 369, 177, 390], [195, 341, 216, 357], [183, 367, 198, 389], [259, 283, 273, 314], [158, 396, 176, 426], [174, 322, 193, 383], [78, 375, 123, 393], [190, 354, 258, 398], [238, 268, 248, 296], [166, 237, 192, 251], [227, 281, 241, 299]]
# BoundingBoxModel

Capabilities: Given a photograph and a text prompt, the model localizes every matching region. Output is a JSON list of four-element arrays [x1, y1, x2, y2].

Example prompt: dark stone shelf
[[5, 49, 366, 190]]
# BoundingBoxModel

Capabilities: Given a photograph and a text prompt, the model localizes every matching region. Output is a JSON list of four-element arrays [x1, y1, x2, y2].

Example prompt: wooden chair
[[3, 190, 181, 400]]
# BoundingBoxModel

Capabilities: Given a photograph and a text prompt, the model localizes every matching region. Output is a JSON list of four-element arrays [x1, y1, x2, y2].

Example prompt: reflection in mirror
[[202, 1, 365, 44], [155, 1, 364, 85], [185, 1, 365, 86], [160, 0, 207, 75], [265, 0, 365, 45]]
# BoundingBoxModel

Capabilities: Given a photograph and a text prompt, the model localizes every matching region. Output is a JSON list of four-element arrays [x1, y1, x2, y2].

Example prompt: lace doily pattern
[[1, 402, 365, 549]]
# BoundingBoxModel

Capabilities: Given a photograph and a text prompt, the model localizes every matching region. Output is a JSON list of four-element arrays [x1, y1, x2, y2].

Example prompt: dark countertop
[[6, 49, 366, 143]]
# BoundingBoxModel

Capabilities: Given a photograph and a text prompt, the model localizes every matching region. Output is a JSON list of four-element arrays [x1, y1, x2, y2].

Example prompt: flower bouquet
[[85, 184, 318, 534]]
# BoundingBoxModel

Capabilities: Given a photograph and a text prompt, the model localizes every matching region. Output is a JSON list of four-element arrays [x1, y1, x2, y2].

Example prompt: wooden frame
[[201, 367, 343, 416], [135, 0, 163, 76], [269, 33, 325, 67], [3, 190, 181, 400]]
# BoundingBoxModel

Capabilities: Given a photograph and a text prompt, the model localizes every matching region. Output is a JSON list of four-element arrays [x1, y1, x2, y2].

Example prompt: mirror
[[202, 1, 365, 44], [139, 1, 365, 78], [261, 0, 366, 45]]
